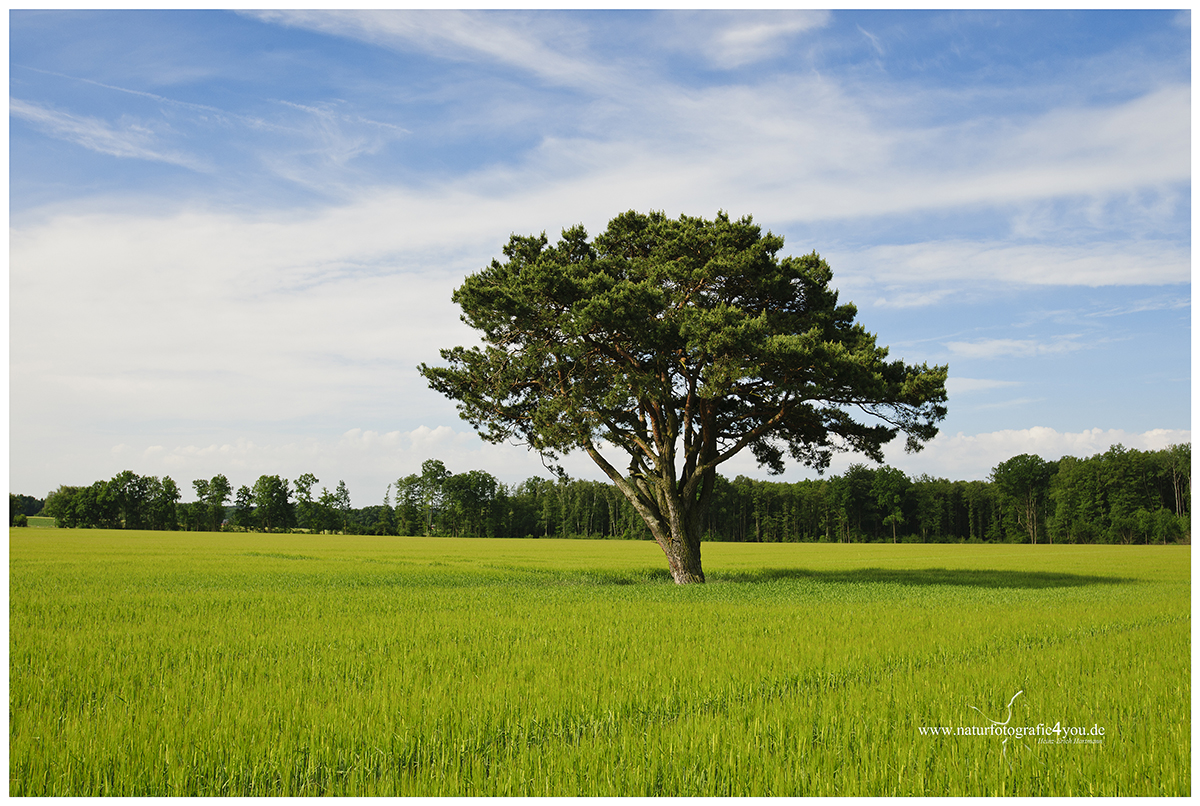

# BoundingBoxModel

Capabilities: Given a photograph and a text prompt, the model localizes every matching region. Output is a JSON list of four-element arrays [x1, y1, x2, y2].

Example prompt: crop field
[[9, 529, 1190, 796]]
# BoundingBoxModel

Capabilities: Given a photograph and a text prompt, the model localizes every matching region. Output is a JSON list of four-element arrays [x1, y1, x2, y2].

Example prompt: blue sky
[[9, 10, 1191, 505]]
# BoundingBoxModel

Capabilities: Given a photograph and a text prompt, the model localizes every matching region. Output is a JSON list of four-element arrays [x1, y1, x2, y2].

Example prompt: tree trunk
[[641, 488, 707, 583], [582, 444, 710, 584], [661, 526, 705, 584]]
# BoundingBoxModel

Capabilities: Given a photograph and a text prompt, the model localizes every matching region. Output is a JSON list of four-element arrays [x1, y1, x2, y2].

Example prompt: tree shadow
[[709, 566, 1133, 589]]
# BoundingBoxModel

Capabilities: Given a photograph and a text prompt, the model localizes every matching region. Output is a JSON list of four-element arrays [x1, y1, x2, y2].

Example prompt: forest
[[19, 443, 1190, 545]]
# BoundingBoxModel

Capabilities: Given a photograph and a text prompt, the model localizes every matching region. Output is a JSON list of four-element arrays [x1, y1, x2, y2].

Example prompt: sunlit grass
[[10, 530, 1189, 795]]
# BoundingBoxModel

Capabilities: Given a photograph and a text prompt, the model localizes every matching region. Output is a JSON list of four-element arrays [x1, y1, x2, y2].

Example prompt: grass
[[9, 530, 1190, 796]]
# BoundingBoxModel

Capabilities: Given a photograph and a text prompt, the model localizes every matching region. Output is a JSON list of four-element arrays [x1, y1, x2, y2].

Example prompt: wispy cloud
[[946, 377, 1023, 395], [832, 239, 1189, 290], [10, 97, 204, 169], [12, 66, 412, 198], [883, 426, 1192, 481], [712, 424, 1191, 483], [872, 289, 956, 308], [702, 11, 831, 68], [945, 337, 1087, 360], [248, 10, 613, 92], [973, 396, 1043, 410], [243, 12, 1187, 223], [857, 25, 884, 57], [1088, 295, 1191, 317], [15, 65, 239, 120]]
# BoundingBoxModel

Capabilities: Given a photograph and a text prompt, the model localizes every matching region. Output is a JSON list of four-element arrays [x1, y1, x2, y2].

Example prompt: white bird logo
[[970, 690, 1024, 759]]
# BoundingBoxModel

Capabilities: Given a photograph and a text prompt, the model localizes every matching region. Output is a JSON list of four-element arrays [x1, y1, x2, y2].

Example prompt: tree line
[[18, 443, 1190, 545]]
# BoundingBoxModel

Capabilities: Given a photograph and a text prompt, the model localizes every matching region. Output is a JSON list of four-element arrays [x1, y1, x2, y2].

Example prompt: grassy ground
[[9, 529, 1190, 796]]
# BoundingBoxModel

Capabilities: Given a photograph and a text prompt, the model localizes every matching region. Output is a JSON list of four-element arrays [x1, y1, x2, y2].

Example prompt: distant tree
[[909, 476, 948, 542], [315, 487, 340, 533], [108, 470, 152, 529], [150, 476, 181, 531], [190, 480, 207, 530], [86, 481, 120, 528], [419, 460, 450, 536], [192, 478, 210, 507], [294, 473, 319, 531], [180, 500, 205, 531], [233, 485, 256, 530], [9, 493, 44, 525], [376, 484, 397, 535], [830, 464, 876, 542], [394, 474, 422, 535], [206, 474, 232, 530], [873, 466, 910, 543], [1166, 443, 1190, 517], [443, 469, 499, 537], [192, 475, 232, 531], [991, 454, 1054, 544], [252, 475, 293, 533], [334, 480, 352, 532]]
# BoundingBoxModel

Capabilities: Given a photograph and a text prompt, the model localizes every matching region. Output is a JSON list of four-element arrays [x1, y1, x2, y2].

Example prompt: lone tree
[[420, 210, 948, 583]]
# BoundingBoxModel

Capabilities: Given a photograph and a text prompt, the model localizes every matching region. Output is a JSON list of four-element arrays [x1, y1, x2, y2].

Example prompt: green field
[[9, 529, 1190, 796]]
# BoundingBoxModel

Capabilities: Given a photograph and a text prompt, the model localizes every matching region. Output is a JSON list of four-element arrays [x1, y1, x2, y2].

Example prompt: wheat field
[[9, 529, 1189, 796]]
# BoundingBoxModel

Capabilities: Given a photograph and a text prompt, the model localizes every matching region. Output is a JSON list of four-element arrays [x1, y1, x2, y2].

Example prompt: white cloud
[[250, 10, 831, 85], [248, 10, 611, 92], [10, 98, 204, 169], [684, 425, 1190, 485], [973, 397, 1044, 411], [240, 12, 1187, 223], [945, 337, 1087, 360], [945, 377, 1022, 395], [830, 239, 1189, 291], [1089, 295, 1191, 317], [872, 289, 956, 308], [704, 11, 831, 68], [881, 426, 1192, 481], [989, 86, 1189, 192]]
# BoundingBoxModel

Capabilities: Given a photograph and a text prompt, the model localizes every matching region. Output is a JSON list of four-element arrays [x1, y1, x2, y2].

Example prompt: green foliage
[[233, 485, 256, 531], [1046, 444, 1191, 545], [30, 441, 1189, 545], [41, 473, 180, 530], [992, 454, 1055, 544], [293, 472, 319, 531], [10, 531, 1190, 796], [252, 475, 294, 533], [9, 493, 44, 523], [420, 210, 948, 582], [872, 466, 910, 543], [189, 474, 231, 531]]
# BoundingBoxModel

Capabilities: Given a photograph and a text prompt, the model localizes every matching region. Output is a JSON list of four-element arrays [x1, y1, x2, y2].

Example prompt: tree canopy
[[991, 453, 1054, 544], [420, 210, 948, 582]]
